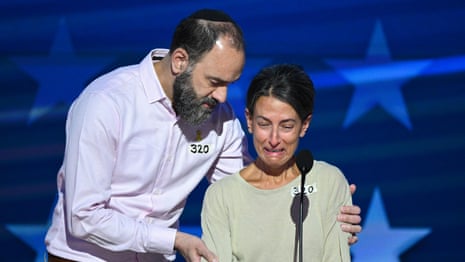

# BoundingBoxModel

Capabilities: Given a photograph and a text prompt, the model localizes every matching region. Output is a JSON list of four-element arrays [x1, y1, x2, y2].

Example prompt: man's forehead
[[194, 44, 244, 82]]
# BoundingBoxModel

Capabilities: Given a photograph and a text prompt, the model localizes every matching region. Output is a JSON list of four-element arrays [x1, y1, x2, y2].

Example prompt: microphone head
[[296, 150, 314, 175]]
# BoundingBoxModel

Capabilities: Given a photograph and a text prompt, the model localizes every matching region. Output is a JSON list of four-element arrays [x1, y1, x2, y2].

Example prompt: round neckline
[[234, 172, 302, 195]]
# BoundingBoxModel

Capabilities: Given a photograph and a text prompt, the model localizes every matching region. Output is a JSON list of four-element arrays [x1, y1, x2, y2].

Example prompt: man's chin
[[182, 113, 211, 126]]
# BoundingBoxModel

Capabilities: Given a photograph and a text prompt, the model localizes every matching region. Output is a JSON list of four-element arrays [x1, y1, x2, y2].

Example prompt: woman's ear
[[300, 114, 312, 137], [171, 48, 188, 75], [245, 108, 253, 133]]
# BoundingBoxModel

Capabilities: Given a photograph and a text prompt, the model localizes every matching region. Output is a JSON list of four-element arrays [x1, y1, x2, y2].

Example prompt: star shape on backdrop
[[325, 20, 432, 130], [351, 187, 431, 262], [11, 17, 115, 124], [5, 197, 57, 262], [6, 223, 49, 262]]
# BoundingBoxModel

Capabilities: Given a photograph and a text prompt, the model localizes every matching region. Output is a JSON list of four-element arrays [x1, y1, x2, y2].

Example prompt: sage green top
[[201, 160, 352, 262]]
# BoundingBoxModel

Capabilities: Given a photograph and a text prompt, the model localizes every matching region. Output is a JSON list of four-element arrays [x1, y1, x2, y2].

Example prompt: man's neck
[[154, 56, 175, 101]]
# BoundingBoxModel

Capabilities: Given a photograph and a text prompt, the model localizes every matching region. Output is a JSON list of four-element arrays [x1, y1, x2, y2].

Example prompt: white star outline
[[325, 20, 432, 130], [11, 16, 115, 124], [351, 187, 431, 261]]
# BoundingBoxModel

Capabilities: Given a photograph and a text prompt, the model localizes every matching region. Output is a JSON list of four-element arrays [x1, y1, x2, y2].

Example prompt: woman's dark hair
[[246, 64, 315, 121], [170, 9, 245, 66]]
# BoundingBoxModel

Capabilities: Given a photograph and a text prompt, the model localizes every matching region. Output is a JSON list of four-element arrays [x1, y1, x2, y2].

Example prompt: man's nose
[[211, 85, 228, 103]]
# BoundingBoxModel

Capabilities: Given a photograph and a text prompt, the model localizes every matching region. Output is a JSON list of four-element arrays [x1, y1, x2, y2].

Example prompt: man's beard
[[173, 70, 218, 126]]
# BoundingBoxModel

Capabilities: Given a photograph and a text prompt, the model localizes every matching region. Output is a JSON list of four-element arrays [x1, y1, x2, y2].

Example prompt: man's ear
[[300, 114, 312, 137], [171, 48, 188, 74]]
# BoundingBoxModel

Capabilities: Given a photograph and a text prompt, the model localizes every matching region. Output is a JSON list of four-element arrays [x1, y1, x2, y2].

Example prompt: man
[[45, 9, 361, 262]]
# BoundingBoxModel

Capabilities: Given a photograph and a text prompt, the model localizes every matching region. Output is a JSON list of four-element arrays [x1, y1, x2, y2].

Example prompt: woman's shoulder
[[313, 160, 341, 172], [311, 160, 348, 183], [207, 172, 242, 192]]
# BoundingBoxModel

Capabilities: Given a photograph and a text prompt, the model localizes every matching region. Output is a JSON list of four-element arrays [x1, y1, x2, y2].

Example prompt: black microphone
[[296, 150, 314, 176], [295, 150, 314, 262]]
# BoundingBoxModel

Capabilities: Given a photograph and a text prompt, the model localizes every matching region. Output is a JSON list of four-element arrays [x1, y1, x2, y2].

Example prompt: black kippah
[[188, 9, 235, 23]]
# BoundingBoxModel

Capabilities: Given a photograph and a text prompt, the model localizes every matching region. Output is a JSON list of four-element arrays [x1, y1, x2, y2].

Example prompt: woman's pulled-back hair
[[246, 64, 315, 121]]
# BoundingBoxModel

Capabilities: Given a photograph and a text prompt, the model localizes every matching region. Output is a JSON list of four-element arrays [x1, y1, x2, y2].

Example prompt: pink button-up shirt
[[45, 49, 250, 261]]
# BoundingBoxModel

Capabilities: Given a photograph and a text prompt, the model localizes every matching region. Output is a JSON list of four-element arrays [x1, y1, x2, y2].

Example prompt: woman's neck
[[241, 158, 300, 190]]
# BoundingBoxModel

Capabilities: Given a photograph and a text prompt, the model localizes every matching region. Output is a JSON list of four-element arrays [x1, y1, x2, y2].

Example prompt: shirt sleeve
[[201, 181, 234, 262], [322, 167, 352, 262], [207, 105, 249, 183], [63, 91, 176, 254]]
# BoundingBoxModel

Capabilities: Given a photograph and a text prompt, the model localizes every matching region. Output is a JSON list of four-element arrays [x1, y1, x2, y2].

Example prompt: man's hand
[[174, 231, 218, 262], [338, 184, 363, 245]]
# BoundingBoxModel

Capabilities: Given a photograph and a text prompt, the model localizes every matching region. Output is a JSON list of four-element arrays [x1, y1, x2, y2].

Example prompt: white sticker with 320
[[188, 143, 215, 154]]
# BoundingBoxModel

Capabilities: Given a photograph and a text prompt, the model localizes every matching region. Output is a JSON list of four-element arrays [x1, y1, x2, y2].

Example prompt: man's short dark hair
[[170, 9, 245, 65]]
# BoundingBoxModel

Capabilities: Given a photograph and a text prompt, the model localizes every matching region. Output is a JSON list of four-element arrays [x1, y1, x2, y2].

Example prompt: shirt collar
[[139, 48, 169, 104]]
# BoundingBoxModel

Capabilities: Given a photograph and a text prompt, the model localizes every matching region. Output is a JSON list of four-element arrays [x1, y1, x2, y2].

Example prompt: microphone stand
[[296, 150, 313, 262], [299, 172, 306, 262]]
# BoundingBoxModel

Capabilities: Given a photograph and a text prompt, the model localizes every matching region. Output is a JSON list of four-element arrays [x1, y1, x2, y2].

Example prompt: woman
[[201, 64, 352, 261]]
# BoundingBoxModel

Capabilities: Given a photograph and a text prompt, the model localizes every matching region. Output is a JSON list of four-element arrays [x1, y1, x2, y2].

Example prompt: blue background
[[1, 0, 464, 261]]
